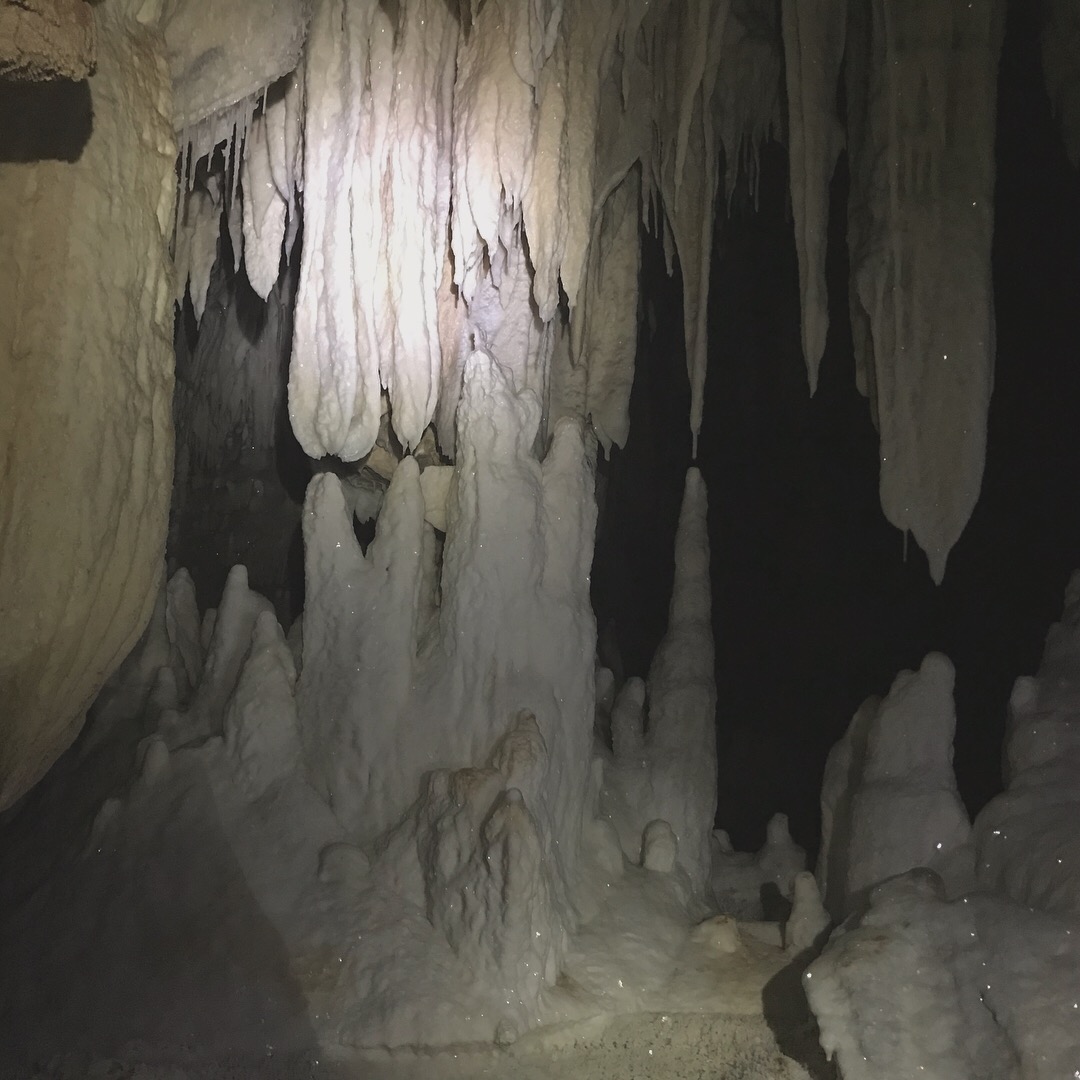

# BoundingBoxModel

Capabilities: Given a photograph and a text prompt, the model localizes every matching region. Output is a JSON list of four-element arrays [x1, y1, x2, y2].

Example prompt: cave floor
[[352, 1011, 823, 1080], [38, 1011, 821, 1080]]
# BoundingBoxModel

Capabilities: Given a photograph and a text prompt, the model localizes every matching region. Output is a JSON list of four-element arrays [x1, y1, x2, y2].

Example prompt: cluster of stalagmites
[[5, 345, 1080, 1072], [25, 355, 753, 1055], [60, 463, 1080, 1076]]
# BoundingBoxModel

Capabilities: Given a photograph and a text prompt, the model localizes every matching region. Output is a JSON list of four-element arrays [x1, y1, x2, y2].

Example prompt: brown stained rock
[[0, 0, 95, 82]]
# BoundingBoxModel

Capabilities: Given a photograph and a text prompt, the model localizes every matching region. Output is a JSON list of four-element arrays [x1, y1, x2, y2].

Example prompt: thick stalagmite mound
[[0, 415, 811, 1072]]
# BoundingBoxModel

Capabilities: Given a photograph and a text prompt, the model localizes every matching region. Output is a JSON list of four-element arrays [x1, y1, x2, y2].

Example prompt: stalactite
[[846, 0, 1005, 582], [575, 167, 642, 452], [781, 0, 846, 393], [281, 0, 781, 471]]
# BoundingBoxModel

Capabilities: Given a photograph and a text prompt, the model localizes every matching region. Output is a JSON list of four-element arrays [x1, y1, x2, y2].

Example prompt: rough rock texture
[[0, 0, 95, 81], [160, 0, 311, 131], [806, 871, 1080, 1080], [0, 0, 175, 810], [815, 693, 878, 916], [373, 711, 568, 1038]]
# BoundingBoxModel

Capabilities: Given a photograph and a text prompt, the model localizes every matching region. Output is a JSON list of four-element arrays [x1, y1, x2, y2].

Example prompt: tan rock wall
[[0, 0, 96, 81], [0, 0, 175, 809]]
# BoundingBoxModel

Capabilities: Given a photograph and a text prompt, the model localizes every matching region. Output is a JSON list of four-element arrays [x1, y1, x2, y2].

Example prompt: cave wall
[[0, 0, 175, 810]]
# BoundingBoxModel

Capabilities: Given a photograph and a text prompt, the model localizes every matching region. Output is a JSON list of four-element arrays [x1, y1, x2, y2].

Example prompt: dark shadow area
[[0, 78, 91, 162], [761, 949, 837, 1080], [352, 513, 377, 554], [759, 881, 793, 923], [0, 731, 319, 1074], [591, 222, 694, 683], [169, 207, 309, 627]]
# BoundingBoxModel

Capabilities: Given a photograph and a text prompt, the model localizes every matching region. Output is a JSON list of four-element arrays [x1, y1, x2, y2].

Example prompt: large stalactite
[[844, 0, 1004, 583]]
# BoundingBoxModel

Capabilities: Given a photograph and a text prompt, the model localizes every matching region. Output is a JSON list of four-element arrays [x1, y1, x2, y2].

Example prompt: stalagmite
[[644, 467, 717, 890], [784, 871, 830, 954], [974, 573, 1080, 917], [298, 460, 429, 836], [819, 654, 972, 914], [297, 351, 596, 869], [816, 694, 878, 917], [601, 468, 717, 897], [224, 611, 302, 798], [806, 869, 1080, 1080], [438, 355, 598, 871], [162, 564, 277, 746], [710, 814, 806, 918]]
